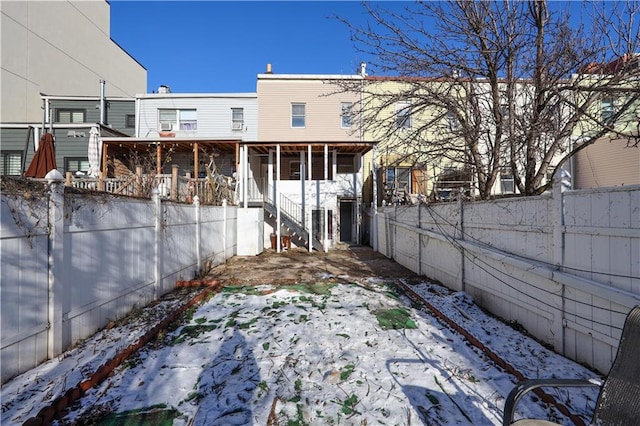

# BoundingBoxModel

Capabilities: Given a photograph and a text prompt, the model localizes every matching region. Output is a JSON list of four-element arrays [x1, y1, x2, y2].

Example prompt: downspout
[[99, 80, 107, 126], [135, 96, 141, 137]]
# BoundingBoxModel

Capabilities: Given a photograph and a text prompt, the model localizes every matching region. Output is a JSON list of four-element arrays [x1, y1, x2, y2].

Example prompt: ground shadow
[[191, 327, 259, 426]]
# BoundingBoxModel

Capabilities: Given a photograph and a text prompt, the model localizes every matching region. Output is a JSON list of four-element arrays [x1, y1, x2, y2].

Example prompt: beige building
[[574, 136, 640, 189], [254, 66, 374, 248], [1, 0, 146, 124]]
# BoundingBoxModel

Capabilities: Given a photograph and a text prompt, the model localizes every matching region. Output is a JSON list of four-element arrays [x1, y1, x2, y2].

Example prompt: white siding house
[[136, 91, 258, 141]]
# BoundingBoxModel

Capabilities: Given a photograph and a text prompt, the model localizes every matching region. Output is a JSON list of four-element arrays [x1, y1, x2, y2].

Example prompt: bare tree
[[338, 0, 639, 199]]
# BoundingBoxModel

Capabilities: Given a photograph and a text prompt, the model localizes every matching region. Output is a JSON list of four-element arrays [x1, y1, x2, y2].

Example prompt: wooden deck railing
[[61, 164, 236, 205]]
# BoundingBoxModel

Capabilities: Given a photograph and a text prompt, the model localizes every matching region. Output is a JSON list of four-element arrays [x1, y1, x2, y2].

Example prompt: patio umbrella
[[25, 133, 57, 178], [87, 126, 102, 177]]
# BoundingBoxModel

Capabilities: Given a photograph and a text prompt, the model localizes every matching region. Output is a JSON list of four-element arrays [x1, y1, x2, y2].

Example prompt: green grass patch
[[222, 286, 263, 295], [172, 324, 217, 345], [338, 394, 359, 415], [94, 404, 179, 426], [340, 364, 355, 381], [374, 308, 418, 330], [279, 282, 336, 295]]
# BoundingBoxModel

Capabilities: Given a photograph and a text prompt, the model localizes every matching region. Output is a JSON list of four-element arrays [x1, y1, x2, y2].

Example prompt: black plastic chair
[[503, 305, 640, 425]]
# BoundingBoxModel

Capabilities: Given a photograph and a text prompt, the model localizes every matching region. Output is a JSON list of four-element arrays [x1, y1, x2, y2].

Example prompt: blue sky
[[109, 1, 378, 94]]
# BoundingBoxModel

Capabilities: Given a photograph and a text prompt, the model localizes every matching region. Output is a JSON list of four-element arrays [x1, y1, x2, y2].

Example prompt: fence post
[[47, 174, 65, 358], [153, 188, 162, 299], [458, 197, 465, 292], [552, 170, 571, 355], [194, 195, 201, 274]]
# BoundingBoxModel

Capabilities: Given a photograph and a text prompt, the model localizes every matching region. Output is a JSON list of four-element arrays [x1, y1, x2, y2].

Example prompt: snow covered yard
[[2, 275, 600, 425]]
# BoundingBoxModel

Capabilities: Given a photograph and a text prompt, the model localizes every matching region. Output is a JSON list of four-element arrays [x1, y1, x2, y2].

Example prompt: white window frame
[[395, 101, 412, 130], [56, 109, 86, 124], [341, 102, 353, 128], [1, 151, 22, 175], [601, 97, 615, 122], [158, 109, 197, 131], [446, 111, 460, 131], [292, 103, 306, 128], [231, 108, 244, 131]]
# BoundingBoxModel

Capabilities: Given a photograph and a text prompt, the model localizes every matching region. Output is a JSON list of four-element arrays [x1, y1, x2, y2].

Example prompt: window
[[125, 114, 135, 128], [232, 108, 244, 130], [289, 160, 301, 180], [395, 102, 412, 129], [179, 109, 197, 130], [158, 109, 197, 131], [446, 111, 460, 131], [500, 168, 515, 193], [56, 109, 85, 123], [501, 103, 510, 120], [292, 103, 306, 128], [341, 102, 353, 128], [65, 157, 90, 174], [337, 154, 356, 173], [1, 151, 22, 175], [602, 97, 615, 122]]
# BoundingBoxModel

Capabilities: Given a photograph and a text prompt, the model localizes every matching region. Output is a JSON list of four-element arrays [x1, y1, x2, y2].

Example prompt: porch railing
[[60, 169, 235, 205]]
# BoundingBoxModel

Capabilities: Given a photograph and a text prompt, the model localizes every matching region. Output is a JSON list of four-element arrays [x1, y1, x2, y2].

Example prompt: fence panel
[[375, 184, 640, 373], [1, 184, 238, 384], [0, 193, 50, 382]]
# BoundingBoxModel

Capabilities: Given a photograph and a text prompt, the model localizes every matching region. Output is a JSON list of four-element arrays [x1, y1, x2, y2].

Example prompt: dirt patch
[[207, 244, 418, 285]]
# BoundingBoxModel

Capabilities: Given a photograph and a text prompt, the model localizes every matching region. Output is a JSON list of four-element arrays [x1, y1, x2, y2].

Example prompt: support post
[[243, 145, 248, 208], [276, 144, 281, 253], [324, 144, 328, 252], [308, 145, 313, 252], [372, 144, 378, 251], [171, 165, 179, 200]]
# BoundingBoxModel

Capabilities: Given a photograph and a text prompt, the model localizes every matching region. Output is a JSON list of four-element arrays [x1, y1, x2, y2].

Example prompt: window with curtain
[[179, 109, 197, 130], [292, 103, 306, 128]]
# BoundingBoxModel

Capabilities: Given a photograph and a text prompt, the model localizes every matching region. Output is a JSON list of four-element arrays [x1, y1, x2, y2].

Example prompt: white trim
[[258, 74, 363, 81]]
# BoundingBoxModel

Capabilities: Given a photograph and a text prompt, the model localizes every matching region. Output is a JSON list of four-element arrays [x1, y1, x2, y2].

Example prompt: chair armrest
[[503, 378, 601, 426]]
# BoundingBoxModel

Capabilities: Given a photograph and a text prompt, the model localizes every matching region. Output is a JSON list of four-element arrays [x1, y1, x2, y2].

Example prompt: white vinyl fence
[[375, 182, 640, 374], [1, 180, 237, 383]]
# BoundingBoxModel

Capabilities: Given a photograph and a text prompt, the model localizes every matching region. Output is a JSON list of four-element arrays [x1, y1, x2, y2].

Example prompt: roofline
[[40, 94, 136, 101], [365, 75, 573, 84], [136, 92, 257, 99], [101, 136, 243, 143], [257, 73, 363, 81]]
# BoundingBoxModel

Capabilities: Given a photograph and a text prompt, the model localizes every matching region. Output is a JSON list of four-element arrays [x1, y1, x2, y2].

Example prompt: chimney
[[266, 63, 273, 74], [359, 62, 367, 77]]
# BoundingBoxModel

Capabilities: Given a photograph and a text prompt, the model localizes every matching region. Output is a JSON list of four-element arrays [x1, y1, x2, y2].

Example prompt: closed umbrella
[[25, 133, 57, 178], [88, 126, 102, 177]]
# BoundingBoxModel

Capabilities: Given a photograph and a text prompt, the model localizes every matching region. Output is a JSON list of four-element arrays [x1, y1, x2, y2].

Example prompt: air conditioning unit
[[160, 122, 172, 131], [232, 122, 243, 131]]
